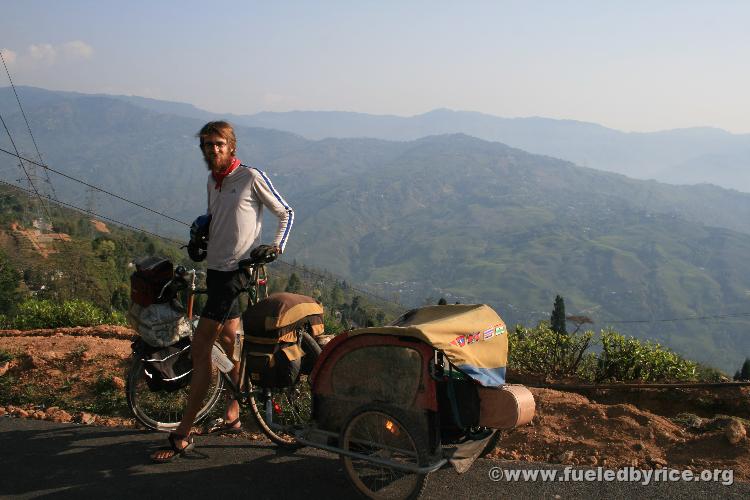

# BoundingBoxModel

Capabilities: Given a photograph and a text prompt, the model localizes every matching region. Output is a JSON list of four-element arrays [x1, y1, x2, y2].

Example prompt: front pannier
[[132, 337, 193, 392], [127, 300, 190, 348], [243, 292, 324, 388]]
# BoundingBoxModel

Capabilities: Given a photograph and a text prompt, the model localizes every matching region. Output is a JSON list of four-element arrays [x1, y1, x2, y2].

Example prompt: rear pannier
[[242, 292, 324, 388]]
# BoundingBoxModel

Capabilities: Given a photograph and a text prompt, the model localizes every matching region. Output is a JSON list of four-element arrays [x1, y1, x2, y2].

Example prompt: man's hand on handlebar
[[249, 244, 280, 264]]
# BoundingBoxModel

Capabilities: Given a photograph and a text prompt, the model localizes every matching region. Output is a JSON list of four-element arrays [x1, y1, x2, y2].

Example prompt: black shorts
[[201, 269, 246, 323]]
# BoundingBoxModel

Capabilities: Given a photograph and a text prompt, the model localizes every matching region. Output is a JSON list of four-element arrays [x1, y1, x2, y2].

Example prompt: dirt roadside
[[1, 328, 748, 479]]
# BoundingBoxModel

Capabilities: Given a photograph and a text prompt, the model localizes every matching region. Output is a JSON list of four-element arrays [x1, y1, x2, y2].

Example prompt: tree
[[567, 315, 593, 334], [0, 250, 21, 314], [330, 283, 344, 307], [285, 273, 301, 293], [550, 295, 567, 335], [437, 297, 447, 305], [736, 358, 750, 381]]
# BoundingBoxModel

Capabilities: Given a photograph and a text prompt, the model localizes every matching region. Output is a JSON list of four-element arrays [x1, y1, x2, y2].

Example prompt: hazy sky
[[2, 0, 749, 133]]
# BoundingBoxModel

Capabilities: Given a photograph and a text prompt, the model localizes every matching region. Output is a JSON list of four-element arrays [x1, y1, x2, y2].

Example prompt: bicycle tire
[[126, 356, 225, 432], [248, 330, 321, 449], [340, 404, 430, 500]]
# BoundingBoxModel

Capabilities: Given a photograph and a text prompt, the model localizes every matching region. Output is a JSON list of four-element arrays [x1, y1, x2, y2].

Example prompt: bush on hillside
[[509, 322, 593, 378], [1, 299, 127, 330], [509, 324, 704, 383], [594, 329, 698, 382]]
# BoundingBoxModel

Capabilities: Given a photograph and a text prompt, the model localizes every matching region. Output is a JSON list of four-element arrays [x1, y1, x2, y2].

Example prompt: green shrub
[[323, 313, 344, 335], [509, 322, 593, 378], [508, 324, 705, 383], [695, 363, 727, 383], [595, 329, 698, 382], [5, 298, 127, 330]]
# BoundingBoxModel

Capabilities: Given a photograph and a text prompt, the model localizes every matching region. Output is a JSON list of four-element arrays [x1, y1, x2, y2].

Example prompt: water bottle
[[233, 330, 242, 362], [211, 345, 234, 373]]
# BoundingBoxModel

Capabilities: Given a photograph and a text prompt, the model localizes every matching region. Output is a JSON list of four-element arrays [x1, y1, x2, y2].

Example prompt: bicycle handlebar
[[159, 259, 268, 302]]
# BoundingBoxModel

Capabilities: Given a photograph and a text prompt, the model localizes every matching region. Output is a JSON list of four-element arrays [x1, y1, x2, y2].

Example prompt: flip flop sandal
[[206, 417, 243, 435], [151, 433, 195, 463]]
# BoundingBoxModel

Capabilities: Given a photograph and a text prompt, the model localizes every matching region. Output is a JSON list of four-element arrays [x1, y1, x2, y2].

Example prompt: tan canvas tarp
[[350, 304, 508, 387]]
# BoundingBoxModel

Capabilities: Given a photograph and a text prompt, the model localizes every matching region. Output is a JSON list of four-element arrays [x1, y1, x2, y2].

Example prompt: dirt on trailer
[[1, 327, 748, 479]]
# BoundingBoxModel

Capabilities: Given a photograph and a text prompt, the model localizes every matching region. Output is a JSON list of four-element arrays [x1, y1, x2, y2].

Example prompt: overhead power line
[[2, 146, 748, 325], [0, 147, 403, 307], [0, 175, 403, 308], [606, 312, 750, 324], [0, 112, 71, 249], [0, 85, 747, 324], [0, 147, 190, 227], [274, 259, 405, 311], [0, 179, 184, 245], [0, 49, 58, 201]]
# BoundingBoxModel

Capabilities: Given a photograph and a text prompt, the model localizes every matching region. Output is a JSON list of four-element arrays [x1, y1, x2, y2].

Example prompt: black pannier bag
[[132, 337, 192, 392], [245, 341, 304, 389], [243, 292, 325, 388], [436, 368, 481, 441], [130, 256, 173, 307]]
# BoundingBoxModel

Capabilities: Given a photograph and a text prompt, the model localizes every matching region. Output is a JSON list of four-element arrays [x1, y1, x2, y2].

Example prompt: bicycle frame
[[180, 264, 269, 404]]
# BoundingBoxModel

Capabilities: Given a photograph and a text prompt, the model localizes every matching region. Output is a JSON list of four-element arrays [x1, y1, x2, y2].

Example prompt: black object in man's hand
[[250, 244, 279, 263], [187, 241, 207, 262]]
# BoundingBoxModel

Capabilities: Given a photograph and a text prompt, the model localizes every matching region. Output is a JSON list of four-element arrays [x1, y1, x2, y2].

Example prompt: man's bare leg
[[218, 317, 241, 425], [150, 316, 223, 460]]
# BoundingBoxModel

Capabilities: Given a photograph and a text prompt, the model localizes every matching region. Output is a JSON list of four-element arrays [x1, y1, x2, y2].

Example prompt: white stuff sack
[[128, 301, 191, 347]]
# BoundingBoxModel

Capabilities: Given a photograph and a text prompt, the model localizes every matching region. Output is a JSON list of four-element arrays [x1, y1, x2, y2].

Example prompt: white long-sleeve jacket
[[206, 163, 293, 271]]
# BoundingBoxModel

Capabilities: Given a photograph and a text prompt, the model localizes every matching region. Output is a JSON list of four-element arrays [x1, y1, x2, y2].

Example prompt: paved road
[[1, 417, 747, 499]]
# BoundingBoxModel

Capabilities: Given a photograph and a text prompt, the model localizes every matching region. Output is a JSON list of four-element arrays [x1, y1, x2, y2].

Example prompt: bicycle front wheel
[[126, 357, 224, 431], [248, 331, 321, 449]]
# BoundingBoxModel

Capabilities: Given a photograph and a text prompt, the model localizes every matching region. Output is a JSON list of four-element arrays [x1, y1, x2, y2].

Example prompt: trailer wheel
[[339, 404, 429, 500]]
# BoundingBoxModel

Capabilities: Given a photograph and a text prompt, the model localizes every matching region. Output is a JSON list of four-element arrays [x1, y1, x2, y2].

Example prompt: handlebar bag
[[130, 256, 174, 307]]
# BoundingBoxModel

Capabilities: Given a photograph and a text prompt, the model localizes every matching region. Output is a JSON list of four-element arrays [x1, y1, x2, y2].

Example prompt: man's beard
[[204, 153, 233, 172]]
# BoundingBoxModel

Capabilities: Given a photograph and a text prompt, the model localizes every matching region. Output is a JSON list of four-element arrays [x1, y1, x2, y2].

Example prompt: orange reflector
[[384, 419, 400, 436]]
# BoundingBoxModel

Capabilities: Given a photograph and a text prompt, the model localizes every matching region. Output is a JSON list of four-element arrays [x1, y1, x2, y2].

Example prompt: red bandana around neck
[[212, 158, 241, 191]]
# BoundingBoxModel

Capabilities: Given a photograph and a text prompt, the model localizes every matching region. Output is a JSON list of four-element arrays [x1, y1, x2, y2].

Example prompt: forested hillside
[[0, 185, 396, 332], [2, 87, 750, 371]]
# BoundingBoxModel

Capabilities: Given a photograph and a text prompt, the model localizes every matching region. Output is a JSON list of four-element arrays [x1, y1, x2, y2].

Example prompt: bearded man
[[152, 121, 293, 462]]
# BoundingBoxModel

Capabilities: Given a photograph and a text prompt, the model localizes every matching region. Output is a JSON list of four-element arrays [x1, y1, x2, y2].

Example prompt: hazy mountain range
[[111, 92, 750, 194], [2, 86, 750, 372]]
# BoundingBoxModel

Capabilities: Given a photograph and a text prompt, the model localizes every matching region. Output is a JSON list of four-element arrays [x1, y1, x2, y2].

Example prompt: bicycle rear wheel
[[248, 331, 321, 449], [126, 357, 224, 431]]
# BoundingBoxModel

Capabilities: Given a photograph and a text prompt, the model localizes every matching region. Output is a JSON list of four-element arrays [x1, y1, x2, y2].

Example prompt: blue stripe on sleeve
[[252, 167, 294, 250]]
